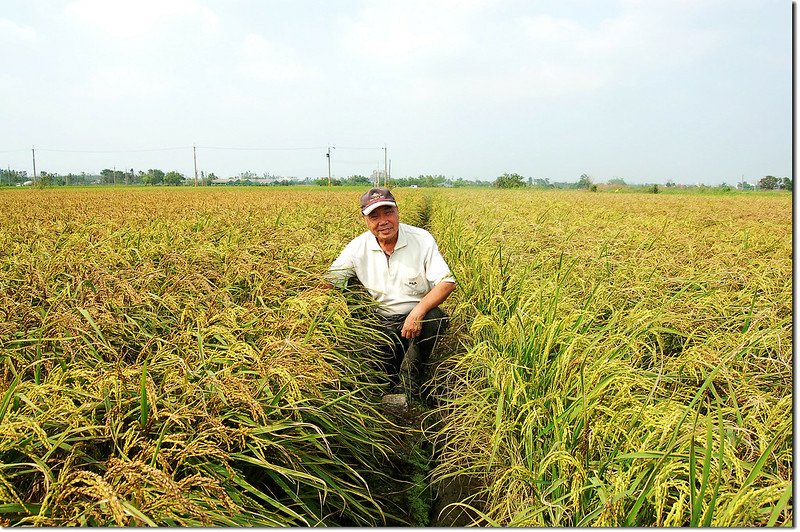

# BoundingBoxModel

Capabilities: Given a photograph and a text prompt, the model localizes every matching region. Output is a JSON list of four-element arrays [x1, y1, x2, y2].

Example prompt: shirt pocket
[[401, 273, 427, 296]]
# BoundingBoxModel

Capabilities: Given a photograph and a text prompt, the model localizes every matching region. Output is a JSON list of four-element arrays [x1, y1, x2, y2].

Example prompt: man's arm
[[401, 281, 456, 339], [325, 241, 356, 290]]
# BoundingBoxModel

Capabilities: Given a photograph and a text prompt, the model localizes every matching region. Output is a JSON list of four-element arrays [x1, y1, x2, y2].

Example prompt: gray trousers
[[378, 307, 449, 388]]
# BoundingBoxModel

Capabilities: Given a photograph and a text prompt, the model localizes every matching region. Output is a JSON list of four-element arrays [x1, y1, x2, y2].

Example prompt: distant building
[[371, 169, 387, 184]]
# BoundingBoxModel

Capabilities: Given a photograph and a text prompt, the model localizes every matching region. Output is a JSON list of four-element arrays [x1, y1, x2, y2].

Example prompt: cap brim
[[362, 200, 396, 215]]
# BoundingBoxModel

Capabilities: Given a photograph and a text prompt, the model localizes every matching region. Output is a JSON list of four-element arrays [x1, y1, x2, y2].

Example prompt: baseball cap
[[360, 188, 397, 215]]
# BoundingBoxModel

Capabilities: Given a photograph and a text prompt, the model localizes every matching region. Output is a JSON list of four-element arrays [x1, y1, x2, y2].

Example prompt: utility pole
[[193, 145, 199, 187], [383, 144, 388, 187], [31, 146, 36, 185], [327, 146, 335, 186]]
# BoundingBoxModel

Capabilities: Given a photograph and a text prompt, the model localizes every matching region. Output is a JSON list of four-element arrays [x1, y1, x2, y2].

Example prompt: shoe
[[382, 382, 408, 413], [381, 392, 408, 411]]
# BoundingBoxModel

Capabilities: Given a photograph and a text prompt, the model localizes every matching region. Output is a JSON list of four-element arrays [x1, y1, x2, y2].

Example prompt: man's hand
[[401, 307, 426, 339], [400, 281, 456, 339]]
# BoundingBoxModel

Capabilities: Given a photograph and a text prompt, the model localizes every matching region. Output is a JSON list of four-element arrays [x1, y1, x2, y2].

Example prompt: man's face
[[364, 205, 399, 244]]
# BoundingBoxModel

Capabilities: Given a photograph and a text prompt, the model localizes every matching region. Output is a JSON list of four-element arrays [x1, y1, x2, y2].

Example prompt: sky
[[0, 0, 792, 185]]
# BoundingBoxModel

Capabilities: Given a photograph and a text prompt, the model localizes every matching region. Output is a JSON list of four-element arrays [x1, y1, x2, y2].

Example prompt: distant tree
[[781, 176, 792, 192], [163, 171, 185, 186], [38, 171, 54, 187], [141, 169, 164, 185], [532, 178, 552, 188], [418, 174, 446, 187], [344, 174, 371, 186], [314, 177, 342, 186], [577, 173, 593, 189], [99, 168, 126, 184], [100, 168, 115, 184], [494, 172, 525, 188], [665, 179, 676, 188], [607, 177, 626, 187], [758, 175, 779, 190], [1, 169, 27, 185]]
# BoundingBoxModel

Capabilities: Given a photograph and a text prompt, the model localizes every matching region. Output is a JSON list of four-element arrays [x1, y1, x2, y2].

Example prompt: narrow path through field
[[388, 193, 481, 527]]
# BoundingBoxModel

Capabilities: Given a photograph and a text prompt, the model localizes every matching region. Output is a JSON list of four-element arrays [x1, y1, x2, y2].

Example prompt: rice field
[[0, 186, 792, 526]]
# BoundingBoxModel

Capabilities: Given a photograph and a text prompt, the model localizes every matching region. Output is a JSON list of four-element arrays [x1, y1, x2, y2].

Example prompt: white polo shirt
[[327, 223, 456, 316]]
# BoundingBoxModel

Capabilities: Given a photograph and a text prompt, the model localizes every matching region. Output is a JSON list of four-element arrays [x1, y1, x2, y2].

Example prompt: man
[[326, 188, 456, 396]]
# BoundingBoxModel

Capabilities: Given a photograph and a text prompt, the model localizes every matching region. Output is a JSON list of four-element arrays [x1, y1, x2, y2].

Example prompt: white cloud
[[522, 14, 582, 44], [406, 60, 607, 104], [577, 10, 722, 64], [83, 65, 173, 100], [0, 75, 27, 112], [515, 7, 724, 95], [64, 0, 219, 40], [0, 17, 37, 42], [337, 0, 723, 104], [236, 34, 319, 83], [339, 0, 494, 66]]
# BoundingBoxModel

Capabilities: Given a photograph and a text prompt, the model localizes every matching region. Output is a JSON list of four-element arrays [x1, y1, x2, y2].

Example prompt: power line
[[5, 143, 392, 182], [333, 146, 384, 150], [4, 144, 383, 154], [198, 145, 325, 151], [334, 159, 382, 165], [10, 145, 302, 153], [36, 147, 192, 153]]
